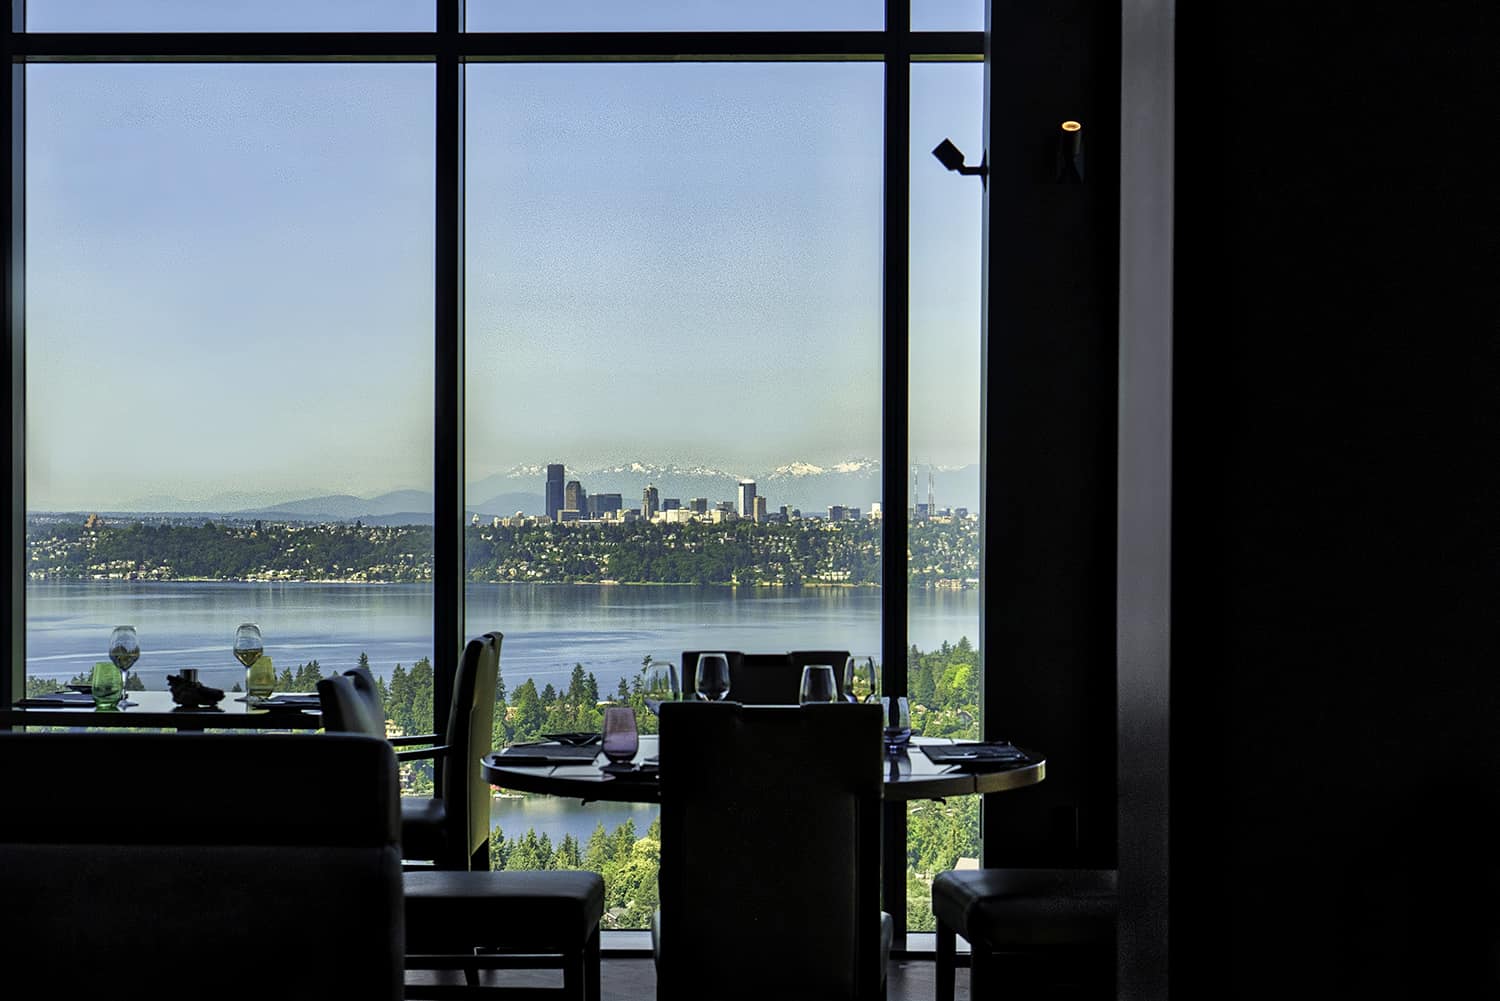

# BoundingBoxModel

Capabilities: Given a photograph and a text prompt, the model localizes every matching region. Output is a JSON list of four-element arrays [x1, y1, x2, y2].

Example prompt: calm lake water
[[25, 581, 979, 696]]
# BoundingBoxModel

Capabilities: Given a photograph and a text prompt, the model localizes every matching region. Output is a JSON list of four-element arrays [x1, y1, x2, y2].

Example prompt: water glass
[[843, 655, 880, 703], [695, 652, 731, 701], [798, 664, 839, 705], [245, 655, 276, 704], [90, 661, 123, 710], [601, 706, 639, 765]]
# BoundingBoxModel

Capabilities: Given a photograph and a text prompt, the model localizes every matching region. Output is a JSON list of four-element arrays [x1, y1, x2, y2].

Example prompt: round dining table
[[481, 733, 1045, 803]]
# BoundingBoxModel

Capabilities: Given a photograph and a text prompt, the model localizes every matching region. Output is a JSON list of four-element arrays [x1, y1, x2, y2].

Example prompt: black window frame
[[0, 0, 987, 946]]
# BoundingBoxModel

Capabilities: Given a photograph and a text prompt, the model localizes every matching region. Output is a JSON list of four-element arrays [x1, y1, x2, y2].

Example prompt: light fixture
[[931, 138, 987, 187], [1056, 121, 1084, 183]]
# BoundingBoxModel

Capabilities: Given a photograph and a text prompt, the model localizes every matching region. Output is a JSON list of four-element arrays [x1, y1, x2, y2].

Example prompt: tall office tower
[[690, 497, 709, 515], [545, 464, 565, 522], [565, 480, 587, 517], [927, 468, 935, 514], [642, 484, 660, 520], [752, 496, 767, 522], [912, 467, 920, 513], [738, 479, 757, 518], [870, 502, 882, 519], [593, 493, 623, 516], [663, 498, 681, 512], [828, 505, 847, 522]]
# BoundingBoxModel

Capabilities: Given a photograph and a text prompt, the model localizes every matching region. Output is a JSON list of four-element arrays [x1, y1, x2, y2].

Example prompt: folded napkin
[[254, 694, 321, 709], [919, 741, 1032, 769], [494, 744, 602, 765], [16, 692, 98, 707], [540, 732, 602, 746]]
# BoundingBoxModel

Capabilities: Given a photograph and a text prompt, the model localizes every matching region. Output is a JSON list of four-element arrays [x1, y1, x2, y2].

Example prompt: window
[[24, 64, 436, 708], [906, 60, 984, 930], [5, 2, 987, 945]]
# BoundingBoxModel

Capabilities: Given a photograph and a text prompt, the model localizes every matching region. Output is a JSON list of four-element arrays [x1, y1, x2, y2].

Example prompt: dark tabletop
[[1, 690, 324, 730], [482, 734, 1045, 803]]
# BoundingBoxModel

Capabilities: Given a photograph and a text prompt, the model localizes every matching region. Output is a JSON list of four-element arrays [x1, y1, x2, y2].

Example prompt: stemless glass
[[843, 655, 880, 703], [799, 664, 839, 705], [91, 660, 124, 711], [694, 652, 731, 702], [642, 657, 682, 716], [601, 706, 640, 767], [107, 625, 140, 708]]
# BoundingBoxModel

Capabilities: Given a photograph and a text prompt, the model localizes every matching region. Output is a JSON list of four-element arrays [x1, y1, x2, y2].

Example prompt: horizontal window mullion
[[11, 30, 981, 63]]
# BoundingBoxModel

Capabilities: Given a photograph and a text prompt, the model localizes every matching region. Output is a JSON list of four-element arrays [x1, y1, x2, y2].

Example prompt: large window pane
[[24, 65, 436, 734], [467, 0, 880, 32], [464, 62, 883, 928], [906, 61, 984, 931], [26, 0, 432, 32]]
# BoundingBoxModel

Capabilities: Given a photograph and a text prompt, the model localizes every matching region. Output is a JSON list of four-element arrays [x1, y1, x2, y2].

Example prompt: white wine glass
[[694, 652, 731, 702], [843, 655, 880, 703], [107, 625, 140, 708], [642, 657, 681, 717], [234, 623, 269, 703]]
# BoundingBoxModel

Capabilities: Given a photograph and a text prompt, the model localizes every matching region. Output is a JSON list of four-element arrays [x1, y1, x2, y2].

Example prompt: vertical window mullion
[[432, 0, 464, 740], [1, 10, 24, 715], [882, 0, 913, 947]]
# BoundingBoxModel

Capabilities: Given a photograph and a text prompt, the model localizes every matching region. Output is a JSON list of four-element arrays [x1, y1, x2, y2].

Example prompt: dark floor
[[409, 957, 968, 1000]]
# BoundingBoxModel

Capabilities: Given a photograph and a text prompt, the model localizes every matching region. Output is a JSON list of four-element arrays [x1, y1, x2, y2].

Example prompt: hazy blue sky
[[23, 6, 982, 511]]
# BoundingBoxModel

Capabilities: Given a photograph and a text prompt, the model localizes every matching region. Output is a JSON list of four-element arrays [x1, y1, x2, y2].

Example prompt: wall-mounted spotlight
[[932, 138, 987, 187], [1055, 120, 1084, 183]]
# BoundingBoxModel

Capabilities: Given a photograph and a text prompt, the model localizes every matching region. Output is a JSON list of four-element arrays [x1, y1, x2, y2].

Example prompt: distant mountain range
[[46, 460, 979, 524]]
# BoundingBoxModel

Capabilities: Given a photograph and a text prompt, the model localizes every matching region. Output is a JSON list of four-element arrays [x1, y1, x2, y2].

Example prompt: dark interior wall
[[1171, 2, 1498, 994], [982, 0, 1119, 866]]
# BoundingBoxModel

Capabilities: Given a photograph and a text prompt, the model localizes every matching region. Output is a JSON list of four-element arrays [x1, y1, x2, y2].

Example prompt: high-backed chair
[[679, 650, 806, 704], [0, 731, 404, 1000], [932, 867, 1117, 999], [396, 631, 502, 871], [654, 701, 890, 1000]]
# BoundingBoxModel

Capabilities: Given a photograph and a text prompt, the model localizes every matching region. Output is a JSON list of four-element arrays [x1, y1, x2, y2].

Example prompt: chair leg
[[936, 919, 956, 1001], [562, 944, 584, 1001], [969, 943, 996, 1001], [584, 926, 602, 1001]]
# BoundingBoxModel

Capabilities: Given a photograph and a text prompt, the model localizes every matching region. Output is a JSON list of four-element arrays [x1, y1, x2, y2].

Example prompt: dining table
[[0, 689, 324, 731], [481, 730, 1045, 948]]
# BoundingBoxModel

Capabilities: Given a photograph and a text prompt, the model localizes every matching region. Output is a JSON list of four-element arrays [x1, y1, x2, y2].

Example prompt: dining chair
[[0, 731, 404, 1000], [679, 650, 808, 704], [654, 700, 891, 1001], [932, 867, 1117, 1000]]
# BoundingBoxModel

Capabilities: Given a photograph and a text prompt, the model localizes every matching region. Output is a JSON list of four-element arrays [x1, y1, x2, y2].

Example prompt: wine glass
[[882, 695, 912, 752], [798, 664, 839, 705], [694, 652, 731, 702], [843, 655, 880, 703], [107, 625, 140, 708], [642, 657, 681, 717], [234, 623, 270, 703], [601, 706, 640, 770]]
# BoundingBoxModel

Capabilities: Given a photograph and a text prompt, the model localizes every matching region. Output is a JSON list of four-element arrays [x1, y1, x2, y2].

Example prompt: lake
[[25, 581, 980, 696]]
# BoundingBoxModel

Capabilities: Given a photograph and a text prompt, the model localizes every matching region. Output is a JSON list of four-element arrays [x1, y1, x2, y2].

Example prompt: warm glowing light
[[1061, 120, 1082, 132]]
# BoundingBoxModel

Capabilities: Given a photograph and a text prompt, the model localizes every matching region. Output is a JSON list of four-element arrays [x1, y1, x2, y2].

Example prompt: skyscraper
[[565, 480, 587, 517], [642, 484, 660, 520], [545, 463, 565, 522], [752, 496, 767, 522], [738, 479, 757, 519]]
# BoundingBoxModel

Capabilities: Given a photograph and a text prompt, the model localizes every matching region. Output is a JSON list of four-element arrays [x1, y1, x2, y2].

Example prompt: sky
[[22, 4, 982, 512]]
